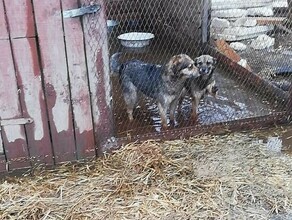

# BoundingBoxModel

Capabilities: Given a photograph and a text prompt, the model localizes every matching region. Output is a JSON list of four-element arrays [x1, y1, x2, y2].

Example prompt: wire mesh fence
[[96, 0, 292, 140]]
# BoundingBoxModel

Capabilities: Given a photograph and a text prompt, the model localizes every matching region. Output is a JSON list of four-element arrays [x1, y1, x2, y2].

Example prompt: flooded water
[[254, 126, 292, 156], [109, 36, 278, 137]]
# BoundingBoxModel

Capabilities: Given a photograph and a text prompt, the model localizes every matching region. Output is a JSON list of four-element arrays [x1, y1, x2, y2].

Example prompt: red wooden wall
[[0, 0, 112, 173]]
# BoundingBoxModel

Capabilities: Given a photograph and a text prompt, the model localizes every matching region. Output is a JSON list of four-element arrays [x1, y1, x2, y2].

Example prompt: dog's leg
[[122, 82, 137, 122], [157, 102, 168, 129], [169, 98, 179, 126], [177, 88, 186, 116], [191, 96, 200, 121]]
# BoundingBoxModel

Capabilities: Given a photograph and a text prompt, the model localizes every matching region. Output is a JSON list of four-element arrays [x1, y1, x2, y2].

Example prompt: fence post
[[201, 0, 211, 45], [81, 0, 115, 154]]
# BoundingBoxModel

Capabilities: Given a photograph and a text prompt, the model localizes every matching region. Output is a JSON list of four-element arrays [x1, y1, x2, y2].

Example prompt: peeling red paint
[[1, 133, 30, 170], [62, 0, 96, 159], [0, 40, 30, 171], [12, 38, 54, 166], [33, 0, 76, 163], [81, 0, 114, 152], [4, 0, 35, 38], [0, 0, 8, 39]]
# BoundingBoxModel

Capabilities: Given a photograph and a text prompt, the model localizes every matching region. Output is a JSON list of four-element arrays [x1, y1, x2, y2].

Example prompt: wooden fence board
[[0, 40, 30, 170], [0, 134, 3, 154], [4, 0, 35, 38], [0, 155, 7, 173], [62, 0, 96, 159], [33, 0, 76, 163], [0, 0, 8, 39], [81, 0, 114, 152], [0, 135, 6, 172], [12, 38, 54, 165]]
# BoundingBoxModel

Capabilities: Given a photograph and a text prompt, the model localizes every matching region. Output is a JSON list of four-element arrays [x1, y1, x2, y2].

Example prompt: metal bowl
[[117, 32, 155, 48]]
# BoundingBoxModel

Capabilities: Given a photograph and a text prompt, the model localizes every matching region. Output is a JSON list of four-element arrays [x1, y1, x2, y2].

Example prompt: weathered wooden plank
[[0, 130, 3, 155], [0, 121, 6, 173], [4, 0, 35, 38], [211, 0, 273, 10], [33, 0, 76, 163], [256, 17, 285, 25], [81, 0, 114, 153], [0, 40, 30, 170], [12, 38, 54, 165], [62, 0, 96, 159], [0, 155, 7, 173], [202, 0, 211, 44], [0, 0, 8, 40]]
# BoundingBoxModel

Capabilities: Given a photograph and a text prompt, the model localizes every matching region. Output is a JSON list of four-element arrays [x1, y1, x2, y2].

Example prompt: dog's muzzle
[[199, 67, 211, 75]]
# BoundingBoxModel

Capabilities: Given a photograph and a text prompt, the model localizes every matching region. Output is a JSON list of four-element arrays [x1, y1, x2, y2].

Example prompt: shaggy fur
[[110, 53, 200, 129]]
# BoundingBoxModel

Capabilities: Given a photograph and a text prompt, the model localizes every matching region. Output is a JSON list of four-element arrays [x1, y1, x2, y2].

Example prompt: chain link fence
[[100, 0, 291, 141]]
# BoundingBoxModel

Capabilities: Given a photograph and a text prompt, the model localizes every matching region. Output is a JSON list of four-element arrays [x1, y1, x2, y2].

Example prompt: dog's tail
[[110, 52, 122, 76]]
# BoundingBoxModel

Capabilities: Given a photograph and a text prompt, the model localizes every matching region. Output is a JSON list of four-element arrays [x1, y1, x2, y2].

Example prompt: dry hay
[[1, 132, 292, 219]]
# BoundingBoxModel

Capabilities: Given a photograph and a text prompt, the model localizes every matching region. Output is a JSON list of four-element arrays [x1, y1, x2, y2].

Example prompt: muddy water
[[109, 37, 277, 137]]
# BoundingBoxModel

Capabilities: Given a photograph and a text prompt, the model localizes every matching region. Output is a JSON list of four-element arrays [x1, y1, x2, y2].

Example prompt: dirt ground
[[1, 126, 292, 219]]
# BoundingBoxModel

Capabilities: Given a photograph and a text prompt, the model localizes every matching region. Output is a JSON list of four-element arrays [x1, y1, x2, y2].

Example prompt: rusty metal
[[63, 4, 101, 18], [100, 112, 289, 153]]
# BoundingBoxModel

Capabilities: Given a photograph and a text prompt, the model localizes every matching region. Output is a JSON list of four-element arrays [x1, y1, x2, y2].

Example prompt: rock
[[213, 25, 274, 41], [211, 18, 230, 29], [272, 0, 288, 8], [238, 59, 248, 68], [211, 0, 273, 10], [247, 6, 274, 16], [212, 9, 248, 18], [250, 34, 275, 50], [230, 42, 247, 51], [233, 17, 257, 27]]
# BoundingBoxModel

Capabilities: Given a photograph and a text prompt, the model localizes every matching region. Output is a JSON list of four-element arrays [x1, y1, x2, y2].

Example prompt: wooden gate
[[0, 0, 113, 173]]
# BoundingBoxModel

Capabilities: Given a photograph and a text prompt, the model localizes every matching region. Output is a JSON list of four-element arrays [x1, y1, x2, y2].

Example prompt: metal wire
[[100, 0, 291, 139]]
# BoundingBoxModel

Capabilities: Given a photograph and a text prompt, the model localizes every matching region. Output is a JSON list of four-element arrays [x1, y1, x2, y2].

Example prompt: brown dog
[[180, 54, 218, 120], [110, 53, 200, 129]]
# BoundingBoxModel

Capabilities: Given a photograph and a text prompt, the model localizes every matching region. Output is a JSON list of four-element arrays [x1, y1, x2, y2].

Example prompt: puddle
[[255, 127, 292, 156]]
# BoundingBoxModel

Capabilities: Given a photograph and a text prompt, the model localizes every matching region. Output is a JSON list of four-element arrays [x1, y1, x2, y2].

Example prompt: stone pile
[[211, 0, 288, 50]]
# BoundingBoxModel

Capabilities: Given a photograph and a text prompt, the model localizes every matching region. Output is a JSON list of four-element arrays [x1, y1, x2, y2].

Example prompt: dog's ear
[[212, 57, 217, 65]]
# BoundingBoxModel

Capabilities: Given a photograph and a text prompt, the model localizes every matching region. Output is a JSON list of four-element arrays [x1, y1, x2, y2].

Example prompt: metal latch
[[0, 118, 33, 128], [63, 4, 101, 18]]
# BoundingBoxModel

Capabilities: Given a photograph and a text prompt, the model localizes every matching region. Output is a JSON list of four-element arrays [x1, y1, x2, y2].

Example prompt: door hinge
[[63, 4, 101, 18], [0, 118, 33, 127]]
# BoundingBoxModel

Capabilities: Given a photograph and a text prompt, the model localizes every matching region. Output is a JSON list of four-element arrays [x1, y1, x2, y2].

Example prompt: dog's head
[[166, 54, 200, 80], [194, 55, 216, 79]]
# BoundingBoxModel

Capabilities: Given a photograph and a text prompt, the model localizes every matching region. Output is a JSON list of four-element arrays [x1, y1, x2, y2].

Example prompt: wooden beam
[[62, 0, 96, 159], [201, 0, 211, 44], [256, 17, 285, 25]]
